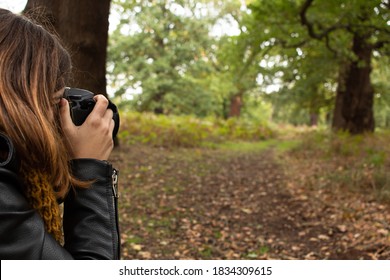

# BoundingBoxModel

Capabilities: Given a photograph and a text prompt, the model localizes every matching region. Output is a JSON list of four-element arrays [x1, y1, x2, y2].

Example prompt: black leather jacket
[[0, 133, 120, 259]]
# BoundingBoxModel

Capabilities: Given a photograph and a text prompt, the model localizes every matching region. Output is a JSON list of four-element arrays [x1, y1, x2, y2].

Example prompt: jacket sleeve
[[63, 159, 120, 259], [0, 159, 120, 260]]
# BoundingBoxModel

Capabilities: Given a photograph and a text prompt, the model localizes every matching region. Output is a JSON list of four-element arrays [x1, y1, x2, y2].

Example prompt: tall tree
[[248, 0, 390, 133], [24, 0, 111, 94], [200, 0, 268, 119], [300, 0, 389, 133], [213, 33, 265, 118], [108, 0, 221, 116], [265, 40, 337, 126]]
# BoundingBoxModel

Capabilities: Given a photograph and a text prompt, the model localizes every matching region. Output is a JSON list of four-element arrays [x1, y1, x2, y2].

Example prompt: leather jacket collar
[[0, 132, 19, 173]]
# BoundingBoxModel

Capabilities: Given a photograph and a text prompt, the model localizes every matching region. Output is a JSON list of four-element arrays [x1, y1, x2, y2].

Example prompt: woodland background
[[7, 0, 390, 259]]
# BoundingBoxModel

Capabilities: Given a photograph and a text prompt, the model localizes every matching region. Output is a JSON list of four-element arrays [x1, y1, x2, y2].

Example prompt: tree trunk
[[309, 113, 318, 126], [309, 86, 320, 126], [24, 0, 111, 95], [152, 92, 164, 114], [229, 93, 243, 118], [332, 61, 349, 131], [332, 34, 374, 134]]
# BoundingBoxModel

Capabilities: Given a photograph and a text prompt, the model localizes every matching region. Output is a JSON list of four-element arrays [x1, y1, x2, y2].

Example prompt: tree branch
[[373, 40, 390, 49], [300, 0, 346, 40], [299, 0, 345, 56], [300, 0, 320, 39], [276, 39, 307, 49]]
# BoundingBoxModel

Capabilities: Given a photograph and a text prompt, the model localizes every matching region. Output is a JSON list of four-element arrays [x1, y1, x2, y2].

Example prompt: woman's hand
[[59, 95, 115, 161]]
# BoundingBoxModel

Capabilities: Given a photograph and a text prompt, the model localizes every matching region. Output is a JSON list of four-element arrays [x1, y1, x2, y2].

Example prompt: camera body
[[63, 87, 120, 138]]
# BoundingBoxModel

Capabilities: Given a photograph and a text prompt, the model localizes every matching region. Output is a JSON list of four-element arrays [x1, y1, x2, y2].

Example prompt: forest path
[[110, 144, 390, 260]]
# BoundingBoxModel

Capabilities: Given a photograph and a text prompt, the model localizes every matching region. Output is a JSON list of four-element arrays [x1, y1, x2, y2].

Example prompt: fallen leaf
[[337, 225, 348, 233], [132, 244, 143, 251]]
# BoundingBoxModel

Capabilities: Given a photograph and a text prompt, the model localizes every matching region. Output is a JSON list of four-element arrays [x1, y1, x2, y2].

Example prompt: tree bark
[[309, 113, 318, 126], [229, 93, 243, 118], [24, 0, 111, 95], [332, 61, 349, 131], [152, 92, 164, 115], [300, 0, 380, 134], [332, 34, 374, 134]]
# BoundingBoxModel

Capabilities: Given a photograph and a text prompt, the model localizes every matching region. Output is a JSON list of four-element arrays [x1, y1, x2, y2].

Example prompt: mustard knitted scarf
[[20, 168, 63, 243]]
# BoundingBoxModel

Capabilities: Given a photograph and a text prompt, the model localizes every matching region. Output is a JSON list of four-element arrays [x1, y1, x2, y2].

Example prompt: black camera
[[63, 87, 120, 138]]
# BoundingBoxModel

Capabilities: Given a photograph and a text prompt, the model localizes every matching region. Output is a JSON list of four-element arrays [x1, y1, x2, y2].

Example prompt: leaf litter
[[110, 144, 390, 260]]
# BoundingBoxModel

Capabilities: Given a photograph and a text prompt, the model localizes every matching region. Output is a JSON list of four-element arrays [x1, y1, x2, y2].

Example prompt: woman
[[0, 8, 120, 259]]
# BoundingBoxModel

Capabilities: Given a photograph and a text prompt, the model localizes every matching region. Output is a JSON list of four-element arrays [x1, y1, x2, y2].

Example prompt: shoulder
[[0, 167, 28, 210], [0, 167, 49, 260], [0, 167, 20, 182], [0, 167, 23, 187]]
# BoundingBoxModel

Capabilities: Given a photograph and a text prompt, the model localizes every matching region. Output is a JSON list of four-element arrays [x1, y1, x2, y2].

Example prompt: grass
[[216, 139, 300, 154], [285, 130, 390, 203]]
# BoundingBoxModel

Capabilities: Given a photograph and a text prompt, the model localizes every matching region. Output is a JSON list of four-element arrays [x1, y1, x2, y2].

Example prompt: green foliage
[[108, 0, 232, 116], [373, 56, 390, 128], [218, 139, 299, 154], [118, 111, 274, 147], [212, 30, 265, 112], [246, 0, 390, 128], [107, 0, 389, 129], [242, 0, 338, 125]]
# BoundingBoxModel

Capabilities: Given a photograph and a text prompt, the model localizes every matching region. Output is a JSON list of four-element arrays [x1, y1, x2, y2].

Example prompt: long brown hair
[[0, 8, 79, 198]]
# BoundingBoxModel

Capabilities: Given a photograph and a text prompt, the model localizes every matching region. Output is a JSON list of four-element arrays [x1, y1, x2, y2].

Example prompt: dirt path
[[110, 144, 390, 260]]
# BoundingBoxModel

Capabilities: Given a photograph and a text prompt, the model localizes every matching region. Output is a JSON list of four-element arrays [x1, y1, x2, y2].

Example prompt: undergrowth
[[286, 130, 390, 203], [118, 111, 274, 147]]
